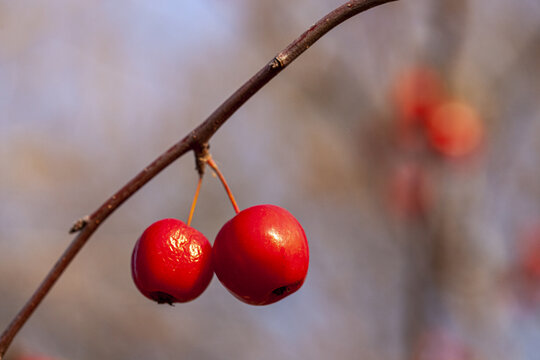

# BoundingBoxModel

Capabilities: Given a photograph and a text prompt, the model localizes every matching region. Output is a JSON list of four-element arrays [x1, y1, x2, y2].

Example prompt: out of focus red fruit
[[425, 101, 484, 157], [392, 66, 445, 126], [515, 226, 540, 307], [386, 162, 432, 219], [17, 355, 57, 360], [413, 329, 472, 360], [520, 227, 540, 281]]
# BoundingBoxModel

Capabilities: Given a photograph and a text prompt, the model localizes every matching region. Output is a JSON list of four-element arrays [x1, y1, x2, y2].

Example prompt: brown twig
[[0, 1, 398, 357]]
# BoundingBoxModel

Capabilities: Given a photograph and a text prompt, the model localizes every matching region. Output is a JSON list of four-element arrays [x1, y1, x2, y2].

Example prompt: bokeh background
[[1, 0, 540, 359]]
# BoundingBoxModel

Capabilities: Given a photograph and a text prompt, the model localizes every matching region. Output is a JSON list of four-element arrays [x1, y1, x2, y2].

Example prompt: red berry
[[392, 66, 444, 126], [521, 236, 540, 281], [213, 205, 309, 305], [515, 225, 540, 305], [425, 101, 483, 157], [414, 329, 472, 360], [386, 162, 432, 219], [131, 218, 213, 304]]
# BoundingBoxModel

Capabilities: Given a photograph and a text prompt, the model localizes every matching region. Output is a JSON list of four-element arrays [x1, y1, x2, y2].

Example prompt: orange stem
[[206, 156, 240, 214], [187, 175, 203, 226]]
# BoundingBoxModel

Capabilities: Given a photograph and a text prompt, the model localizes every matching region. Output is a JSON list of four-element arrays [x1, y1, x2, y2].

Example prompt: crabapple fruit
[[413, 329, 472, 360], [392, 66, 444, 126], [425, 101, 483, 157], [386, 161, 431, 219], [131, 218, 213, 304], [213, 204, 309, 305]]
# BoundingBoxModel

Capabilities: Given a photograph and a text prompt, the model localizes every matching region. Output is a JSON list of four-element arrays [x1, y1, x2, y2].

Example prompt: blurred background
[[1, 0, 540, 359]]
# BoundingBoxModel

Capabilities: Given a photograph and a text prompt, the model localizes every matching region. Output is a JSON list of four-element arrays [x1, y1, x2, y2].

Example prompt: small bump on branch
[[193, 142, 211, 177], [69, 215, 90, 234]]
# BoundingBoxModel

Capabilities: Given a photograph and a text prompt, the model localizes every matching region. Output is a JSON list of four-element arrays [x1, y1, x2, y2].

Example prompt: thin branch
[[0, 0, 398, 357]]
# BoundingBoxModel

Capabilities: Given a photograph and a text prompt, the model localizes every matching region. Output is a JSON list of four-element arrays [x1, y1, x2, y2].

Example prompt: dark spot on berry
[[271, 281, 303, 298], [151, 291, 176, 305], [272, 286, 289, 296]]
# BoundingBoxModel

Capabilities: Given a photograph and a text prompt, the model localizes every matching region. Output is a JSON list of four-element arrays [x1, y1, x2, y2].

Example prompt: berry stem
[[206, 156, 240, 214], [187, 176, 203, 226]]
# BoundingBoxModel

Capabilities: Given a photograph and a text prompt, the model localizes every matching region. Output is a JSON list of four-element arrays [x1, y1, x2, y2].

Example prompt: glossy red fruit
[[131, 218, 213, 304], [213, 204, 309, 305]]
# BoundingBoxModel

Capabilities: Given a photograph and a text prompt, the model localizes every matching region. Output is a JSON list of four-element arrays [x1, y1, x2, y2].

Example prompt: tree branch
[[0, 0, 398, 357]]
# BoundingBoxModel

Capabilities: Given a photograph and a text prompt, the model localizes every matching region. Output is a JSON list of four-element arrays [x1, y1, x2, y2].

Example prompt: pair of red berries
[[131, 204, 309, 306]]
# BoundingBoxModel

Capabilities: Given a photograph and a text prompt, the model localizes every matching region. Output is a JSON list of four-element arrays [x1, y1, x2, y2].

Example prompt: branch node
[[69, 215, 90, 233], [193, 142, 210, 177], [271, 57, 284, 69]]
